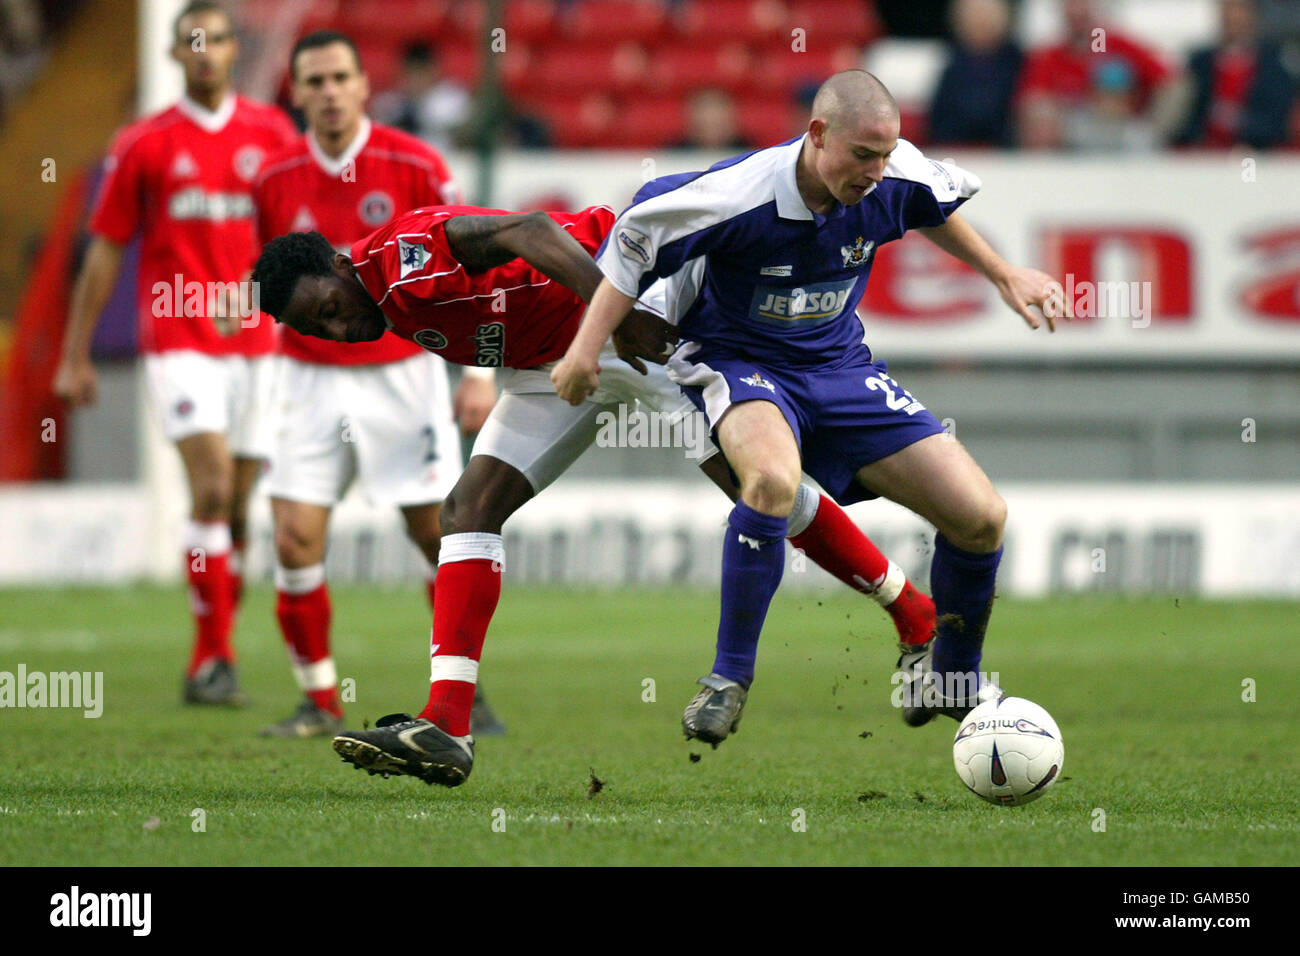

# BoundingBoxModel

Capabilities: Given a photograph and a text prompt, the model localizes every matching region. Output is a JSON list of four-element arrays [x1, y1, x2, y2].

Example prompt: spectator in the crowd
[[1062, 58, 1159, 151], [1017, 0, 1181, 149], [370, 42, 470, 151], [0, 0, 45, 122], [670, 87, 754, 151], [1174, 0, 1294, 150], [927, 0, 1023, 146]]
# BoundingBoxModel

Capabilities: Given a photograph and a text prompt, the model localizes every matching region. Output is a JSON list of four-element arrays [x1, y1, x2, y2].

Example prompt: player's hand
[[53, 356, 98, 408], [550, 352, 601, 406], [996, 266, 1072, 332], [612, 309, 679, 375], [210, 284, 241, 337], [453, 375, 497, 437]]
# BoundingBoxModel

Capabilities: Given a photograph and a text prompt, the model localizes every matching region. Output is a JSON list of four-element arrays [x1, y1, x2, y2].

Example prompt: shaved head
[[810, 70, 898, 132]]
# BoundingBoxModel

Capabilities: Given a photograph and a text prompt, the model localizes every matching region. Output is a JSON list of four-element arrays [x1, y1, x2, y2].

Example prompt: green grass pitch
[[0, 584, 1296, 866]]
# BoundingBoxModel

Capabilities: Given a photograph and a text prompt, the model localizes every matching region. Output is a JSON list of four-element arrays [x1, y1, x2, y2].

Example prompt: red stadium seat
[[562, 0, 668, 43], [748, 40, 861, 92], [788, 0, 881, 47], [452, 0, 557, 45], [649, 42, 752, 94], [622, 95, 687, 148], [676, 0, 790, 43], [355, 42, 404, 91], [525, 42, 650, 96], [526, 92, 681, 149], [734, 93, 804, 149], [337, 0, 451, 42]]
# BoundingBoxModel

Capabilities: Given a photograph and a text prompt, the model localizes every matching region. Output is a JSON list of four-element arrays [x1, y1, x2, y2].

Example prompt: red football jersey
[[254, 118, 462, 365], [90, 94, 296, 356], [350, 205, 615, 369]]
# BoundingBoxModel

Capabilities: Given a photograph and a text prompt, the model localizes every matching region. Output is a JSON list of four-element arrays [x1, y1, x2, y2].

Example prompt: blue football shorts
[[666, 340, 945, 505]]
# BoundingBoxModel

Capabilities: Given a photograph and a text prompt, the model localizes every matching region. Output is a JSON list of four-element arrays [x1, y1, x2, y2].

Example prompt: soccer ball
[[952, 697, 1064, 806]]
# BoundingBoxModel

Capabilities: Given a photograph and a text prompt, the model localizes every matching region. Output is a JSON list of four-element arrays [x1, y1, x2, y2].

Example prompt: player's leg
[[175, 429, 243, 703], [854, 433, 1006, 721], [262, 496, 344, 737], [260, 358, 352, 736], [695, 453, 934, 646], [400, 500, 507, 738], [333, 388, 605, 785], [226, 352, 275, 614], [678, 399, 801, 746], [227, 455, 262, 613], [143, 351, 245, 704]]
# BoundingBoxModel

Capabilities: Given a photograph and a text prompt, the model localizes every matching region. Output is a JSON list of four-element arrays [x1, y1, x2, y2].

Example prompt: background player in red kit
[[252, 31, 500, 738], [252, 205, 937, 786], [53, 1, 295, 705]]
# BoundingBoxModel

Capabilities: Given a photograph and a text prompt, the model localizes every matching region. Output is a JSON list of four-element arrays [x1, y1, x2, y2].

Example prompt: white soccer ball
[[952, 697, 1064, 806]]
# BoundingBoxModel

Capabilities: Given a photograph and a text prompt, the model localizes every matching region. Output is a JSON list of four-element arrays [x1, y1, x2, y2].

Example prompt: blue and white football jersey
[[596, 135, 980, 368]]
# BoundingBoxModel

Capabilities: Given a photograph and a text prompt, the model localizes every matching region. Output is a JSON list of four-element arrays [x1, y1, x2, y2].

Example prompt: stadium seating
[[292, 0, 884, 149]]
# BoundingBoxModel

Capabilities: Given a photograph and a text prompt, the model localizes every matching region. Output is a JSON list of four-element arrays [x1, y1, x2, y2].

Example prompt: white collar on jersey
[[177, 92, 237, 133], [308, 116, 372, 177], [774, 135, 815, 221], [774, 133, 878, 221]]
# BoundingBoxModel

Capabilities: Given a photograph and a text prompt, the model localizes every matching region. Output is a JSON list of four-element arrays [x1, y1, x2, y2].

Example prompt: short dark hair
[[291, 30, 363, 79], [173, 1, 230, 45], [251, 231, 337, 321]]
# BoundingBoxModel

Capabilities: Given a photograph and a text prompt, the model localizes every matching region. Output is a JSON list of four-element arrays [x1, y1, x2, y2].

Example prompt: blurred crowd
[[355, 0, 1298, 151], [2, 0, 1297, 151], [929, 0, 1295, 150]]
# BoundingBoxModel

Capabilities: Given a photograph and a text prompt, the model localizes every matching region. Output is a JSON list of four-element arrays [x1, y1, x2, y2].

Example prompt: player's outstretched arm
[[53, 236, 125, 407], [917, 212, 1070, 331], [444, 211, 606, 302], [550, 278, 638, 405]]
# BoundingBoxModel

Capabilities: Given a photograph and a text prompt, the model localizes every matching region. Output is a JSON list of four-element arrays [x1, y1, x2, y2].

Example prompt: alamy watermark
[[0, 665, 103, 718], [152, 274, 260, 326], [1044, 275, 1153, 328], [594, 404, 711, 460], [889, 669, 1000, 709]]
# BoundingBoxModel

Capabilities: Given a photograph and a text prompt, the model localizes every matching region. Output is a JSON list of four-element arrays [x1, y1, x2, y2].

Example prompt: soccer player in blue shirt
[[552, 70, 1068, 741]]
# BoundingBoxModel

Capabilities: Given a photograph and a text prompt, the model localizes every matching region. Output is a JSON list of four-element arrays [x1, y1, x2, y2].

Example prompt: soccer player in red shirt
[[251, 204, 938, 786], [252, 31, 499, 737], [54, 1, 295, 705]]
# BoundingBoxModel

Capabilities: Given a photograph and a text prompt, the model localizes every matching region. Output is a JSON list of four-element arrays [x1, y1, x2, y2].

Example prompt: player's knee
[[953, 493, 1007, 553], [191, 475, 233, 521], [440, 487, 506, 536], [740, 466, 801, 517], [274, 520, 321, 569]]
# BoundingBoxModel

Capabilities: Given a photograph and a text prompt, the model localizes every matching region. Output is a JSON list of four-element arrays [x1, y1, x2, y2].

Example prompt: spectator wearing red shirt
[[1175, 0, 1294, 150], [1016, 0, 1179, 149]]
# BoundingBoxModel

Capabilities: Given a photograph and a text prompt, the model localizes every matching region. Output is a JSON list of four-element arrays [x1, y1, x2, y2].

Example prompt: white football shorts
[[265, 352, 463, 507], [471, 340, 717, 494], [143, 350, 275, 457]]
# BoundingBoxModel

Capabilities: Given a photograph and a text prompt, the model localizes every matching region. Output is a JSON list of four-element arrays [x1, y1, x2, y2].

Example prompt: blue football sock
[[712, 501, 788, 688], [929, 533, 1002, 680]]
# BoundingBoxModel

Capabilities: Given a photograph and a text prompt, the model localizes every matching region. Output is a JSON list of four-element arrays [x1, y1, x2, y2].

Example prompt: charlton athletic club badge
[[232, 145, 265, 182], [359, 191, 395, 227], [841, 235, 874, 268]]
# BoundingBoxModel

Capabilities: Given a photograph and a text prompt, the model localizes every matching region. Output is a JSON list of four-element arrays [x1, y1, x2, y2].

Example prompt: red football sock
[[789, 494, 935, 645], [184, 520, 234, 676], [885, 579, 937, 646], [419, 535, 503, 736], [790, 494, 891, 592], [275, 564, 339, 716], [425, 574, 436, 615]]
